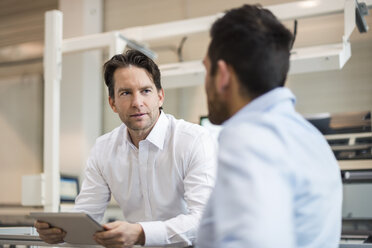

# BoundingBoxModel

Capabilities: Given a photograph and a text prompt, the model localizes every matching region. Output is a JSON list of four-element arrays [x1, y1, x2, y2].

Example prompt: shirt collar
[[123, 111, 168, 150], [223, 87, 296, 126], [144, 111, 169, 150]]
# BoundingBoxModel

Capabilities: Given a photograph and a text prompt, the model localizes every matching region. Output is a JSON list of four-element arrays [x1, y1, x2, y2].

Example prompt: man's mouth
[[130, 113, 146, 117]]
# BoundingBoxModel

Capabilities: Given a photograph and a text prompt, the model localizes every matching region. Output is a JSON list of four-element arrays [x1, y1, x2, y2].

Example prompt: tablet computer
[[30, 212, 103, 245]]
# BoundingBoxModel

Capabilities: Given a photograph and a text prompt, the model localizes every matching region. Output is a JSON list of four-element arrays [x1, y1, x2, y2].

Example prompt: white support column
[[344, 0, 356, 42], [58, 0, 103, 187], [110, 32, 127, 58], [43, 10, 63, 212]]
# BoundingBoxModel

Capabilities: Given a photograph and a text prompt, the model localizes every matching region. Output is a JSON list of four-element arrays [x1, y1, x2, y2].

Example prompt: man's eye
[[143, 89, 151, 94], [120, 91, 129, 96]]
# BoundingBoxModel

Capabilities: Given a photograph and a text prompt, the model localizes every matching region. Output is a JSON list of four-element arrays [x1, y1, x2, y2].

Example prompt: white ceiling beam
[[62, 0, 372, 52], [159, 42, 351, 89], [62, 32, 112, 53], [118, 0, 372, 42], [289, 42, 351, 74]]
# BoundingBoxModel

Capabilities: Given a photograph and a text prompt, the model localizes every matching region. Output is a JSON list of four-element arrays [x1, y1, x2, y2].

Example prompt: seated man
[[197, 4, 342, 248], [35, 50, 216, 247]]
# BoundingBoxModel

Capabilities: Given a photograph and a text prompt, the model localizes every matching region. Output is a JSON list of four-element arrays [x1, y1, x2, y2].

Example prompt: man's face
[[203, 55, 230, 125], [109, 66, 164, 134]]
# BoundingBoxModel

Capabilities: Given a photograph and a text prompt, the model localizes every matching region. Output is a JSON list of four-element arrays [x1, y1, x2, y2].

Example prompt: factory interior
[[0, 0, 371, 247]]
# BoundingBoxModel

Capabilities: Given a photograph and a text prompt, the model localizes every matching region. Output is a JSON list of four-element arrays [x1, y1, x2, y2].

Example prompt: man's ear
[[157, 88, 165, 108], [108, 96, 118, 113], [215, 60, 231, 97]]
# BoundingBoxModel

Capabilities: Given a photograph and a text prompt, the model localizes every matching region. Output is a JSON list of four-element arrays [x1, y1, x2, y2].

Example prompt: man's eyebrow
[[117, 87, 131, 92], [139, 86, 152, 90]]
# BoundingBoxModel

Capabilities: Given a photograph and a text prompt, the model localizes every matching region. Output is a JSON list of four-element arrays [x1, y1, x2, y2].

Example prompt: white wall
[[0, 75, 43, 204]]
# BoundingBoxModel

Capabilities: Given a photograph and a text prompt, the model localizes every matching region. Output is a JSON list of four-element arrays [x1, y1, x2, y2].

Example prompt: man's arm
[[138, 131, 217, 246], [73, 145, 111, 222]]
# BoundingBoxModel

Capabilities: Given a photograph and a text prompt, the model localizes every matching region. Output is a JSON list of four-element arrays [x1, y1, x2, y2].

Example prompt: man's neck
[[128, 129, 150, 148], [127, 113, 160, 148], [229, 93, 252, 117], [228, 74, 254, 118]]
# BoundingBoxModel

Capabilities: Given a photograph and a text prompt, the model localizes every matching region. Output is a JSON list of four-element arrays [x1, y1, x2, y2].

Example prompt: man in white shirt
[[196, 4, 342, 248], [35, 50, 216, 247]]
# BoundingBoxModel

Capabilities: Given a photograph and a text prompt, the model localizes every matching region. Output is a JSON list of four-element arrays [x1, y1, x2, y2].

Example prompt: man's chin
[[208, 115, 223, 125], [126, 121, 152, 131], [208, 107, 230, 125], [128, 125, 148, 131]]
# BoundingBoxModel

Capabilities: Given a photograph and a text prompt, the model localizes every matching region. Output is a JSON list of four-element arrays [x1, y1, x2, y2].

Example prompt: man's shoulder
[[95, 124, 125, 147], [166, 114, 209, 139], [222, 114, 271, 137]]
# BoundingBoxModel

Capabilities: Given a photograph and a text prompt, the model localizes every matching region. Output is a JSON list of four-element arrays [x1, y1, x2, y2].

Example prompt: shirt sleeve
[[139, 130, 217, 247], [73, 144, 111, 223], [207, 125, 296, 248]]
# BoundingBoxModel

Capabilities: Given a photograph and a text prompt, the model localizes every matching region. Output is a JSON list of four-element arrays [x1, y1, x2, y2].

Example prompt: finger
[[95, 239, 128, 248], [37, 227, 64, 235], [40, 230, 66, 238], [95, 237, 121, 245], [34, 221, 50, 229], [93, 236, 106, 246], [39, 233, 64, 239], [103, 221, 120, 230], [94, 229, 121, 240], [42, 237, 64, 244], [39, 234, 65, 244]]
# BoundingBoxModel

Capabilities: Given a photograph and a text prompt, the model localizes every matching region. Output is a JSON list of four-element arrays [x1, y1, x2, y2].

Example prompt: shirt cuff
[[138, 221, 168, 246]]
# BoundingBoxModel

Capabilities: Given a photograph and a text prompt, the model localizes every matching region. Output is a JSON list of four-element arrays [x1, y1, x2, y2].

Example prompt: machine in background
[[307, 111, 372, 245]]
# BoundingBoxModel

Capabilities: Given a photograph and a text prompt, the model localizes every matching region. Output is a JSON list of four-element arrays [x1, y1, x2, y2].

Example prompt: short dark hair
[[208, 4, 293, 97], [103, 49, 162, 99]]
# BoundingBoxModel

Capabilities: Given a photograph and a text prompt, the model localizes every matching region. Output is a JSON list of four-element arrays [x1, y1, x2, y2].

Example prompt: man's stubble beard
[[207, 85, 230, 125], [121, 107, 160, 132]]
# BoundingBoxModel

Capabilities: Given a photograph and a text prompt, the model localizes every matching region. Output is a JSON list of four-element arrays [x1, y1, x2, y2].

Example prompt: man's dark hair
[[208, 4, 293, 97], [103, 49, 162, 99]]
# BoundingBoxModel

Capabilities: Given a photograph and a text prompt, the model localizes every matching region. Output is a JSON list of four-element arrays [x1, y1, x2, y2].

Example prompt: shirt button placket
[[139, 141, 151, 220]]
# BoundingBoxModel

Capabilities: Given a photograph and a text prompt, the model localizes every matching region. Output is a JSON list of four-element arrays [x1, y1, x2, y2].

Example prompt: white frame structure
[[43, 10, 62, 212], [42, 0, 371, 211]]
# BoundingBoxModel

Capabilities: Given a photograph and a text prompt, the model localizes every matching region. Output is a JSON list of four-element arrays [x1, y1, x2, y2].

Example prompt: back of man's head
[[208, 4, 293, 98]]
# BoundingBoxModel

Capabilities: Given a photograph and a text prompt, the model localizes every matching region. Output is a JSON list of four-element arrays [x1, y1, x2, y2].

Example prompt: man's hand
[[93, 221, 145, 248], [34, 220, 66, 244]]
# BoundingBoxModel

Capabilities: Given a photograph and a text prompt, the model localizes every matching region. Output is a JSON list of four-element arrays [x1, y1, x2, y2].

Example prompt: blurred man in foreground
[[197, 4, 342, 248]]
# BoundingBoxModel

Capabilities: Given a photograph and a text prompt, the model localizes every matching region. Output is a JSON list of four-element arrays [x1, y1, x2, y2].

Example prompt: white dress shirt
[[74, 112, 216, 247], [196, 87, 342, 248]]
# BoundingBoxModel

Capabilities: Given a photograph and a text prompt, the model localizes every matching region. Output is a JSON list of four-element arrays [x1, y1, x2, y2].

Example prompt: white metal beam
[[344, 0, 356, 41], [117, 0, 372, 42], [120, 14, 222, 42], [62, 0, 372, 53], [158, 42, 352, 89], [109, 32, 127, 58], [269, 0, 345, 21], [160, 60, 205, 89], [289, 42, 351, 74], [43, 10, 62, 212], [62, 32, 112, 54]]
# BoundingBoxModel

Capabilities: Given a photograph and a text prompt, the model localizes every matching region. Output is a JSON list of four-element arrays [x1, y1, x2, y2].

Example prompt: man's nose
[[131, 92, 144, 108]]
